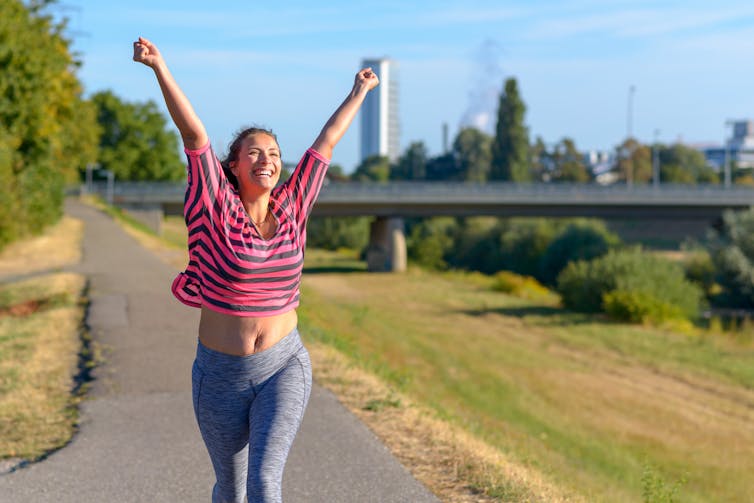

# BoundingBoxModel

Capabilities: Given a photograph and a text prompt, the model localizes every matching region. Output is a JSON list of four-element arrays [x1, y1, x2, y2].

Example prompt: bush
[[557, 247, 703, 321], [539, 219, 620, 285], [603, 289, 685, 324], [447, 217, 501, 273], [683, 250, 716, 296], [707, 208, 754, 308], [491, 271, 551, 300], [497, 219, 559, 277], [406, 217, 457, 270], [306, 216, 370, 252]]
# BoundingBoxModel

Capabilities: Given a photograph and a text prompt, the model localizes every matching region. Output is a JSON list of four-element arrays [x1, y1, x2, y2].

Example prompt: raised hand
[[354, 68, 380, 92], [131, 36, 206, 148], [132, 36, 162, 68]]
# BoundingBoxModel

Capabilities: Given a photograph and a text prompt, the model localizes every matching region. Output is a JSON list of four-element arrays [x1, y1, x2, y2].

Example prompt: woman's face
[[230, 133, 282, 193]]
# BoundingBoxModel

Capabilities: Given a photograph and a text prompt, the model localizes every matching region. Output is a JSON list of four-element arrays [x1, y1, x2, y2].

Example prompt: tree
[[0, 0, 99, 247], [530, 136, 550, 182], [539, 219, 620, 285], [550, 138, 591, 182], [392, 142, 427, 181], [658, 143, 717, 184], [425, 152, 459, 181], [707, 208, 754, 308], [325, 163, 349, 182], [453, 127, 492, 182], [351, 154, 391, 182], [406, 217, 457, 270], [490, 78, 530, 181], [91, 90, 184, 181], [615, 138, 652, 184]]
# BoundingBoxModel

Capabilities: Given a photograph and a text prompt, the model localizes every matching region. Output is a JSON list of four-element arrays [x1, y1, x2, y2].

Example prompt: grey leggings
[[192, 328, 312, 503]]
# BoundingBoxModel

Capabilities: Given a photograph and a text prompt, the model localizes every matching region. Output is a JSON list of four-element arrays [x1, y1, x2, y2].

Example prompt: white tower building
[[360, 58, 400, 163]]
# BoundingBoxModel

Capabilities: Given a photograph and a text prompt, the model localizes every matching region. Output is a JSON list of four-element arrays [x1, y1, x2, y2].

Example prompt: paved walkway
[[0, 199, 439, 503]]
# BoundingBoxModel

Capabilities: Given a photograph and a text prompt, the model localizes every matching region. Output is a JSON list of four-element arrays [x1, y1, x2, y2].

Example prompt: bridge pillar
[[366, 217, 406, 273]]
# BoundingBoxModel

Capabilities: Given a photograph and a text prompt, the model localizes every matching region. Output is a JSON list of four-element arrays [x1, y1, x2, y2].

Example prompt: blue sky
[[60, 0, 754, 171]]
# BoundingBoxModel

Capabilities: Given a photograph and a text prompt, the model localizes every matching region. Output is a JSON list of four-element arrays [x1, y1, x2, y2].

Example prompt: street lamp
[[723, 120, 735, 189], [652, 129, 661, 189], [627, 85, 636, 140]]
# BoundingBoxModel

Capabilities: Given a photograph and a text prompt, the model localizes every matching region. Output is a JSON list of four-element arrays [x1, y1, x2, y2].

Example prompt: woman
[[132, 36, 378, 503]]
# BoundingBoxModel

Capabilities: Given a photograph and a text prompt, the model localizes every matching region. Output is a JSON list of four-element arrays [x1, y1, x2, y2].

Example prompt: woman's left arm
[[311, 68, 380, 159]]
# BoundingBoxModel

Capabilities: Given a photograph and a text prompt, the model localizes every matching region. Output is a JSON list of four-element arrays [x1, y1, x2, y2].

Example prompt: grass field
[[0, 218, 87, 464], [297, 249, 754, 502]]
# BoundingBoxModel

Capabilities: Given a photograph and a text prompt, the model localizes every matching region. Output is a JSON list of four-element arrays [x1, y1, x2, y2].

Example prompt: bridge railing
[[83, 180, 754, 206]]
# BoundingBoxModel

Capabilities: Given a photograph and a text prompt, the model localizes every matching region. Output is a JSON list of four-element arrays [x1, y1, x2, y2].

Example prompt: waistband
[[195, 328, 303, 383]]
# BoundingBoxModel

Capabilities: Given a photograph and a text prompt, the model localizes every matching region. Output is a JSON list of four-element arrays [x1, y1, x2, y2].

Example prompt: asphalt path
[[0, 199, 439, 503]]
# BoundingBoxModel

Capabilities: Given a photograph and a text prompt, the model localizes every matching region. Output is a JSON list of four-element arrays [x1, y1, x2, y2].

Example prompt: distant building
[[584, 149, 618, 185], [700, 120, 754, 170], [360, 58, 400, 163]]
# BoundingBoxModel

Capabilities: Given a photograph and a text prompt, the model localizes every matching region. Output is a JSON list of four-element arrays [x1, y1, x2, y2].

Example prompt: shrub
[[447, 217, 501, 273], [406, 217, 457, 270], [707, 208, 754, 308], [496, 218, 559, 277], [683, 250, 716, 296], [557, 247, 703, 321], [307, 216, 370, 252], [491, 271, 551, 300], [603, 289, 684, 324], [539, 219, 620, 285]]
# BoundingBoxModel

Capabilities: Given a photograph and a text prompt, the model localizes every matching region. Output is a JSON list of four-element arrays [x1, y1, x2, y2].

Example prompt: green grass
[[297, 249, 754, 502]]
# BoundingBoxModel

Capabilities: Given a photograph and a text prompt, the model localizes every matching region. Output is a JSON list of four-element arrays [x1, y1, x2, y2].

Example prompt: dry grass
[[0, 213, 88, 466], [0, 217, 82, 279], [0, 273, 86, 461]]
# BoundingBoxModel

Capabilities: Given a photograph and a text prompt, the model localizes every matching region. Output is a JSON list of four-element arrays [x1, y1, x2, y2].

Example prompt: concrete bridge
[[85, 181, 754, 272]]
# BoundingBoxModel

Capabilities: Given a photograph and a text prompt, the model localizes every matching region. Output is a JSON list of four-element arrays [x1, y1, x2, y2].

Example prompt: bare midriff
[[198, 306, 298, 356]]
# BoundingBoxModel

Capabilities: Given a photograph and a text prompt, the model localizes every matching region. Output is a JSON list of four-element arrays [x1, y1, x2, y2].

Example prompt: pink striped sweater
[[171, 141, 329, 316]]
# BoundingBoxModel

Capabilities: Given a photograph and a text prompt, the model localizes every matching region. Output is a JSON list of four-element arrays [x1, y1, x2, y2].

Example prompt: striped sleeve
[[184, 141, 229, 220], [280, 148, 330, 228], [172, 141, 230, 309]]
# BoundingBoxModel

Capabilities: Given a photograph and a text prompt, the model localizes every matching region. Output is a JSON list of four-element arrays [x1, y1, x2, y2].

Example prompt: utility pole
[[652, 129, 660, 189], [625, 85, 636, 189], [627, 85, 636, 140], [724, 120, 734, 188]]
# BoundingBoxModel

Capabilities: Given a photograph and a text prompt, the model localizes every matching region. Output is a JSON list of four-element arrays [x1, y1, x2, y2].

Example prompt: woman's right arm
[[132, 37, 208, 150]]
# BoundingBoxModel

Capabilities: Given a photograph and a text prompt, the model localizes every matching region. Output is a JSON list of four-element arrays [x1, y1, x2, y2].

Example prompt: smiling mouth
[[254, 169, 273, 177]]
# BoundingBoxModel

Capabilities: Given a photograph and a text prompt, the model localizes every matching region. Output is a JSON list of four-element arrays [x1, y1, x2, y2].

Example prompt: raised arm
[[132, 37, 208, 150], [311, 68, 380, 159]]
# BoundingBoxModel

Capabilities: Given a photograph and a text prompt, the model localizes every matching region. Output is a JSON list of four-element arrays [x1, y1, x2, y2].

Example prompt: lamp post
[[723, 120, 734, 189], [627, 85, 636, 140], [624, 85, 636, 189], [652, 129, 660, 189]]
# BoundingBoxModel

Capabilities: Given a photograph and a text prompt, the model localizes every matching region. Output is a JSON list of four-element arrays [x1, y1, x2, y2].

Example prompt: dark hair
[[221, 126, 280, 191]]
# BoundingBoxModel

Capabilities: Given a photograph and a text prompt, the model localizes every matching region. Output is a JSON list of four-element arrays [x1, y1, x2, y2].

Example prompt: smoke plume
[[459, 39, 504, 135]]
